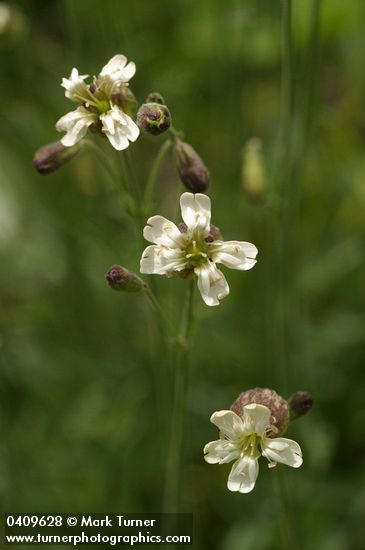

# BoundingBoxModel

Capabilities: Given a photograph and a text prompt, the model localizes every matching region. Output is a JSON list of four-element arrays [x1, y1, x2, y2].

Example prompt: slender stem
[[143, 286, 174, 437], [274, 0, 322, 391], [125, 149, 143, 202], [163, 280, 196, 513], [143, 139, 173, 215], [85, 140, 136, 216], [275, 468, 299, 550], [144, 286, 175, 335], [116, 150, 147, 252]]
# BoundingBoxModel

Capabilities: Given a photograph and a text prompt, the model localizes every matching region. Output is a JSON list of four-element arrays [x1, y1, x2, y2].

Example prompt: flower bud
[[33, 140, 82, 174], [231, 387, 289, 437], [145, 92, 165, 105], [241, 138, 266, 202], [136, 103, 171, 136], [111, 86, 138, 118], [174, 141, 209, 193], [105, 265, 145, 293], [288, 391, 313, 420]]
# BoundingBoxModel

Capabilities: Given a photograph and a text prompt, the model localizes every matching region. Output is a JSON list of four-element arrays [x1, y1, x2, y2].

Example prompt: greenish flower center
[[184, 239, 209, 268], [239, 433, 261, 458], [96, 99, 111, 114]]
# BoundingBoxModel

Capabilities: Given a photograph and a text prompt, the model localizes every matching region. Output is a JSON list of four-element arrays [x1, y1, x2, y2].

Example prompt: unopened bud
[[241, 138, 266, 202], [231, 387, 289, 437], [105, 265, 145, 293], [111, 86, 138, 118], [145, 92, 165, 105], [137, 103, 171, 136], [33, 140, 82, 174], [288, 391, 313, 420], [174, 141, 209, 193]]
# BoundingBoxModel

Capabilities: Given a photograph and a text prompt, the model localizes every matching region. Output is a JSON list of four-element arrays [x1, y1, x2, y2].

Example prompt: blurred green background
[[1, 0, 365, 548]]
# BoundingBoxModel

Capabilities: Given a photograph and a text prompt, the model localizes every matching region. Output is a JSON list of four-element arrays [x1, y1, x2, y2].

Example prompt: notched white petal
[[121, 61, 136, 81], [210, 410, 244, 440], [100, 54, 127, 76], [100, 55, 135, 83], [143, 215, 183, 247], [140, 245, 185, 276], [242, 404, 271, 436], [203, 439, 240, 465], [196, 263, 229, 306], [180, 192, 211, 233], [56, 107, 96, 147], [262, 437, 303, 468], [227, 456, 259, 494], [123, 116, 140, 141], [100, 107, 140, 151], [210, 240, 258, 271], [61, 67, 89, 101]]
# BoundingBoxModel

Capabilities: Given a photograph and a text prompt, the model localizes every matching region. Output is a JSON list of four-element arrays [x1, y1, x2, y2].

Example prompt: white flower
[[100, 105, 140, 151], [61, 68, 89, 102], [56, 55, 139, 150], [140, 192, 258, 306], [56, 106, 97, 147], [204, 404, 303, 494], [99, 54, 136, 84]]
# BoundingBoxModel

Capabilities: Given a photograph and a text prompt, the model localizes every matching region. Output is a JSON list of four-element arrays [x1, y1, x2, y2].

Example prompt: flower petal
[[105, 127, 129, 150], [209, 410, 244, 440], [61, 67, 89, 102], [242, 404, 271, 436], [100, 108, 139, 150], [120, 61, 136, 82], [56, 107, 96, 146], [195, 262, 229, 306], [227, 455, 259, 493], [143, 215, 183, 247], [100, 55, 135, 84], [180, 192, 211, 233], [262, 437, 303, 468], [100, 54, 127, 76], [204, 439, 240, 465], [140, 245, 185, 275], [209, 240, 258, 271], [122, 114, 140, 142]]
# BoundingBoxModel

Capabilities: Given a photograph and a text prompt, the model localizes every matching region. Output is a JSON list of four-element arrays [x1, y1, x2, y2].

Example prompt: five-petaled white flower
[[140, 192, 258, 306], [56, 55, 139, 151], [204, 404, 303, 493]]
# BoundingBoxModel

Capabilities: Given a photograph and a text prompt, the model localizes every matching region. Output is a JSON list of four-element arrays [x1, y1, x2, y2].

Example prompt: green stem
[[117, 151, 146, 251], [275, 468, 299, 550], [125, 149, 143, 201], [143, 139, 173, 215], [143, 286, 174, 438], [144, 286, 175, 336], [274, 0, 322, 391], [85, 140, 136, 216], [163, 280, 196, 513]]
